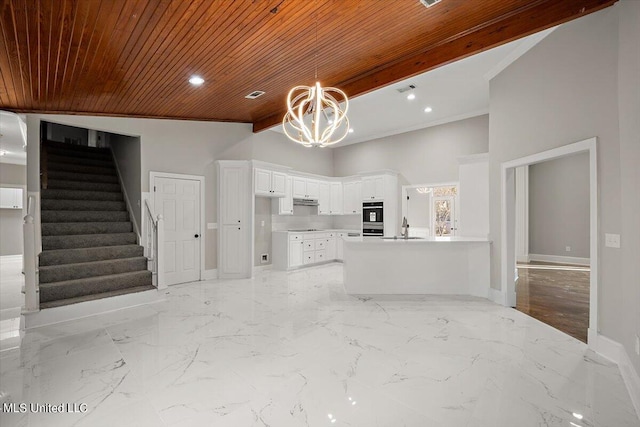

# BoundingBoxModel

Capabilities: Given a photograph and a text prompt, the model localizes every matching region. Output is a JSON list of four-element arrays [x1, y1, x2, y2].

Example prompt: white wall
[[0, 164, 26, 256], [333, 115, 489, 185], [108, 133, 142, 235], [488, 3, 639, 373], [528, 153, 590, 258]]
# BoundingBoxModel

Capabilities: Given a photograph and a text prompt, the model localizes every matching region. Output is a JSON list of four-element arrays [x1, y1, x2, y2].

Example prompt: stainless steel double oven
[[362, 202, 383, 236]]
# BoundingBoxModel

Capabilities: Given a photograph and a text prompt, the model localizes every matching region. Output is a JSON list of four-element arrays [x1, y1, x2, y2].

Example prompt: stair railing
[[144, 199, 166, 289], [23, 195, 39, 312]]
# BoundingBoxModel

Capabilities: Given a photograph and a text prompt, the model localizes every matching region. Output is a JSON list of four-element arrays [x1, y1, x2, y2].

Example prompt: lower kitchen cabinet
[[273, 230, 353, 270]]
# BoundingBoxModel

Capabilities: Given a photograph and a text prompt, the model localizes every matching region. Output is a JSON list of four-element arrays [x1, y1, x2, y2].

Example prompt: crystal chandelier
[[283, 82, 349, 148], [282, 1, 349, 148]]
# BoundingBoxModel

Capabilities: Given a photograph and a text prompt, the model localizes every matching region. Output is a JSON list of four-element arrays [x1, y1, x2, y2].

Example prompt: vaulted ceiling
[[0, 0, 616, 132]]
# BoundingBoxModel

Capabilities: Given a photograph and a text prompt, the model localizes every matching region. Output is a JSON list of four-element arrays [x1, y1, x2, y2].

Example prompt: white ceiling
[[0, 111, 27, 165], [271, 28, 555, 147]]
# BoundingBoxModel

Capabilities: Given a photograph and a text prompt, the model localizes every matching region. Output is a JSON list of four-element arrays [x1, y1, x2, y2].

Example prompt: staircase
[[38, 141, 153, 309]]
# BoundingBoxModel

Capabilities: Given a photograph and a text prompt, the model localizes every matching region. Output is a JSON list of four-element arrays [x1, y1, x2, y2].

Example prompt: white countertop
[[344, 236, 491, 243]]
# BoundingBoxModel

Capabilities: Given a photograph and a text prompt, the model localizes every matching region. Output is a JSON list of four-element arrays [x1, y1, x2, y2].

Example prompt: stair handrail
[[144, 199, 166, 289], [23, 195, 39, 312]]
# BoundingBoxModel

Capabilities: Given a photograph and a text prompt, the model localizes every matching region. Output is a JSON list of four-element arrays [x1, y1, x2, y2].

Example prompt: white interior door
[[155, 176, 201, 285]]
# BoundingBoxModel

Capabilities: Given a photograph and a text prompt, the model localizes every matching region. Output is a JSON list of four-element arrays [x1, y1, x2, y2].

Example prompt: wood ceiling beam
[[253, 0, 617, 133]]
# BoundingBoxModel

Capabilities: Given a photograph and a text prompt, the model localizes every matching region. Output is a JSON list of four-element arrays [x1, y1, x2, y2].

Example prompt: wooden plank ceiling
[[0, 0, 617, 132]]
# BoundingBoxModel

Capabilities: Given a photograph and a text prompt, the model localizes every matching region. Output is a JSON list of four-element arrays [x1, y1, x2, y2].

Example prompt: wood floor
[[516, 262, 590, 343]]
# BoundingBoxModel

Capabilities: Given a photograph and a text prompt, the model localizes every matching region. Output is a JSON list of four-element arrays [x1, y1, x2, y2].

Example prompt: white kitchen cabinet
[[278, 176, 294, 215], [289, 239, 304, 267], [325, 232, 336, 259], [254, 168, 286, 197], [336, 232, 345, 260], [217, 161, 252, 279], [343, 180, 362, 215], [329, 182, 343, 215], [292, 176, 319, 199], [0, 188, 23, 209], [318, 181, 330, 215], [362, 176, 385, 200]]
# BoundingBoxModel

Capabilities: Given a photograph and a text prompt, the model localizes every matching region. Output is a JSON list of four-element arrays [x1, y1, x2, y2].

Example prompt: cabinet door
[[330, 182, 343, 215], [325, 235, 336, 259], [306, 180, 319, 199], [336, 234, 344, 260], [317, 181, 330, 215], [353, 181, 363, 213], [222, 224, 244, 274], [289, 240, 304, 267], [271, 171, 287, 197], [254, 168, 272, 196], [279, 176, 293, 215], [292, 177, 307, 198], [221, 167, 245, 224], [362, 177, 375, 200], [373, 176, 385, 199], [343, 181, 362, 214]]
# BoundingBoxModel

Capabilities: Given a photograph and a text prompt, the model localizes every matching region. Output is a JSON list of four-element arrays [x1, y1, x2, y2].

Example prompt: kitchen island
[[343, 236, 491, 297]]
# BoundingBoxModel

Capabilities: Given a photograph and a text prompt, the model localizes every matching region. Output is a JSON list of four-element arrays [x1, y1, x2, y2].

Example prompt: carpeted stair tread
[[41, 210, 129, 223], [48, 170, 119, 183], [39, 284, 156, 309], [46, 179, 121, 192], [41, 189, 123, 201], [41, 199, 126, 211], [42, 221, 132, 236], [45, 148, 113, 162], [39, 270, 153, 303], [44, 140, 112, 154], [42, 232, 137, 250], [39, 245, 144, 266], [48, 162, 116, 176], [47, 154, 115, 168], [39, 257, 148, 283]]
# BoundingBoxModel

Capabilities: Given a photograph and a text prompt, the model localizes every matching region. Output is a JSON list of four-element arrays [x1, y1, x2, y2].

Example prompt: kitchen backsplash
[[270, 205, 360, 231]]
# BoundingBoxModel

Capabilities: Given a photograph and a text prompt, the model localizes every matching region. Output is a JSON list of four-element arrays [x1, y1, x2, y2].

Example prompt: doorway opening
[[501, 138, 598, 345], [402, 183, 459, 238]]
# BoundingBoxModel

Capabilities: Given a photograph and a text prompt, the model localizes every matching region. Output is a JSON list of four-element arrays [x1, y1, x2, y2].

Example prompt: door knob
[[194, 234, 199, 238]]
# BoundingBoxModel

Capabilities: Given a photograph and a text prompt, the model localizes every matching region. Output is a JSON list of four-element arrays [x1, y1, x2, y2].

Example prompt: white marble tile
[[1, 264, 638, 427]]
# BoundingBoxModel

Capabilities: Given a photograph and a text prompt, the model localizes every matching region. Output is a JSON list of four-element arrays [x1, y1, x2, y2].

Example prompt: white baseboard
[[22, 289, 165, 329], [516, 254, 530, 263], [488, 288, 504, 305], [592, 334, 640, 419], [0, 255, 23, 262], [528, 253, 590, 266], [202, 269, 218, 280], [253, 264, 273, 273]]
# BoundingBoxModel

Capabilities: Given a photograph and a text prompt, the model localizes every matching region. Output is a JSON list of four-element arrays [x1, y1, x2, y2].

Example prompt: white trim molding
[[500, 137, 598, 346], [202, 269, 218, 280], [592, 334, 640, 419], [149, 171, 206, 283], [528, 254, 590, 266]]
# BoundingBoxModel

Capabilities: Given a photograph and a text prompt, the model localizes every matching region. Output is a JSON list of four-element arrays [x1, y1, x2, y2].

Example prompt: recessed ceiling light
[[424, 106, 433, 113], [189, 75, 204, 86], [348, 128, 354, 133], [407, 93, 416, 100]]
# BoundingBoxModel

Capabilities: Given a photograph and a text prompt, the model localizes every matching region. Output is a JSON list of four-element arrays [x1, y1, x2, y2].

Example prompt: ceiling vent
[[396, 84, 416, 94], [245, 90, 265, 99], [419, 0, 441, 8]]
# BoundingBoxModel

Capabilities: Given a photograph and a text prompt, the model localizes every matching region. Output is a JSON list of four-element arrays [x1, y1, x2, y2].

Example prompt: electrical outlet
[[565, 246, 571, 252], [605, 233, 621, 248], [635, 335, 640, 356], [261, 253, 269, 264]]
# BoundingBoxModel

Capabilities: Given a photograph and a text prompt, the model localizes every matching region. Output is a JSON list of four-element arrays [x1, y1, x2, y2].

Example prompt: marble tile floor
[[0, 263, 638, 427]]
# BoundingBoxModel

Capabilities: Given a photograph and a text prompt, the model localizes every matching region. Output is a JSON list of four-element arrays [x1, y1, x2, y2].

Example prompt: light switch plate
[[207, 223, 218, 230], [604, 233, 620, 248]]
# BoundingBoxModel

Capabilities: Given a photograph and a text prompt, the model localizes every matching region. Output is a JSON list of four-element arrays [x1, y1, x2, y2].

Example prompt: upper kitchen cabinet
[[329, 182, 343, 215], [362, 176, 385, 200], [292, 176, 320, 199], [278, 176, 294, 215], [254, 168, 286, 197], [343, 180, 362, 215], [318, 181, 331, 215]]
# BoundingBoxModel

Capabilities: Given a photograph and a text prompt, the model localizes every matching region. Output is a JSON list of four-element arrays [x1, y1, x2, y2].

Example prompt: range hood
[[293, 198, 319, 206]]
